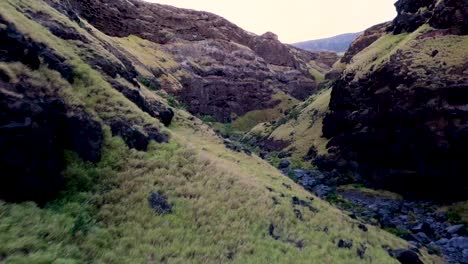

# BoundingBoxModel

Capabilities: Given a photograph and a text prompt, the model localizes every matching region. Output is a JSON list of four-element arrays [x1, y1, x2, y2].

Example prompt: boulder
[[411, 222, 433, 236], [448, 237, 468, 249], [278, 160, 291, 169], [53, 0, 338, 122], [148, 192, 172, 214], [391, 249, 423, 264], [446, 224, 466, 235], [337, 239, 353, 249], [0, 82, 103, 203], [312, 184, 333, 199], [109, 120, 168, 151], [463, 249, 468, 263]]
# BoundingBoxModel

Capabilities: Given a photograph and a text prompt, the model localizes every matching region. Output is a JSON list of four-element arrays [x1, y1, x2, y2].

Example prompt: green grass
[[345, 32, 410, 79], [309, 67, 325, 82], [232, 91, 299, 132], [137, 76, 161, 91], [0, 1, 444, 263], [265, 88, 332, 162], [384, 228, 411, 239]]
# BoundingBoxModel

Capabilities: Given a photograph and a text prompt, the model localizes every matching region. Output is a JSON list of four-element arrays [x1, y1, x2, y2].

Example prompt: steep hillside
[[0, 0, 440, 263], [293, 32, 361, 53], [323, 0, 468, 200], [245, 87, 332, 167], [251, 0, 468, 202], [46, 0, 339, 124]]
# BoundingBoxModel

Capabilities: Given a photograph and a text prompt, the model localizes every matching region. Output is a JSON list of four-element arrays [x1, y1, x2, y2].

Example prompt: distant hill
[[293, 32, 361, 53]]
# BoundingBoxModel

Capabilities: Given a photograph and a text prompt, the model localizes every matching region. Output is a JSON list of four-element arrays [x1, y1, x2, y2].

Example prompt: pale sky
[[144, 0, 397, 43]]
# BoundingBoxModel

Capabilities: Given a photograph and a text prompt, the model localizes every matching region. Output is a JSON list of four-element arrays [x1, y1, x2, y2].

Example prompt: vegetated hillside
[[0, 0, 440, 263], [293, 32, 361, 53], [245, 86, 332, 168], [57, 0, 339, 126], [248, 0, 468, 202], [243, 24, 393, 166], [323, 0, 468, 200]]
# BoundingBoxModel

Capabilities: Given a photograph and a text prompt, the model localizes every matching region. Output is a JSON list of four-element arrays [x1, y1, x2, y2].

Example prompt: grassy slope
[[251, 22, 468, 163], [232, 91, 299, 132], [269, 88, 331, 156], [247, 88, 331, 166], [0, 0, 441, 263]]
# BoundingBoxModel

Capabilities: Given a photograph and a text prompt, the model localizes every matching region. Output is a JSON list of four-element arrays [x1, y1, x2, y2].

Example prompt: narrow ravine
[[278, 164, 468, 264]]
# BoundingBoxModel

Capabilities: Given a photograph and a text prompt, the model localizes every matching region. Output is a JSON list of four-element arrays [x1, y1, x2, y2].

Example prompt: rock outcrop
[[0, 7, 172, 202], [0, 18, 104, 203], [50, 0, 338, 122], [323, 0, 468, 200], [389, 0, 468, 34]]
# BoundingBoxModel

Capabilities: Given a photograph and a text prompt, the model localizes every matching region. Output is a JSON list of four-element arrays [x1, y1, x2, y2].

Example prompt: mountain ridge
[[0, 0, 464, 263], [293, 32, 361, 53], [48, 0, 338, 124]]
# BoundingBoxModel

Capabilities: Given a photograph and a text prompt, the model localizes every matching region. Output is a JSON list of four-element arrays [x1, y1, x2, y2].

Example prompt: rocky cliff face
[[323, 0, 468, 200], [50, 0, 337, 122], [0, 0, 336, 202], [0, 2, 172, 203]]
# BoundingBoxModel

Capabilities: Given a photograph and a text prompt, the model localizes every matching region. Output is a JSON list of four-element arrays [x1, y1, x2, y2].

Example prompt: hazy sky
[[145, 0, 397, 43]]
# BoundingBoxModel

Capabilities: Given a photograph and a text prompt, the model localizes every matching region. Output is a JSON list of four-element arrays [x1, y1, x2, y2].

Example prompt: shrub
[[166, 95, 186, 109], [201, 115, 216, 123], [446, 210, 462, 224], [267, 152, 281, 168], [71, 212, 94, 236], [384, 228, 411, 239], [288, 107, 301, 120], [287, 170, 297, 182], [137, 75, 160, 91]]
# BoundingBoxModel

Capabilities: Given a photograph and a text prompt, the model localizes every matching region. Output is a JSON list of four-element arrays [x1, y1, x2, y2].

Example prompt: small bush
[[384, 227, 410, 239], [288, 107, 301, 120], [325, 194, 354, 210], [287, 170, 297, 182], [63, 151, 100, 193], [265, 152, 280, 167], [201, 115, 216, 123], [446, 210, 462, 224], [71, 212, 94, 236], [166, 95, 186, 109], [137, 76, 160, 91]]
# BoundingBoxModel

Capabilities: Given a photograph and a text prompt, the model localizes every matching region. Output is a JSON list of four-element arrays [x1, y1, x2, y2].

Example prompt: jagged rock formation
[[322, 0, 468, 200], [0, 1, 446, 263], [0, 3, 172, 203], [51, 0, 338, 122], [0, 18, 103, 203]]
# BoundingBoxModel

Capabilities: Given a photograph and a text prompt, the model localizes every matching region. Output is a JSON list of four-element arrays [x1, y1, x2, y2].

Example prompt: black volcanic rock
[[389, 0, 468, 34], [0, 79, 103, 204], [0, 20, 104, 203], [52, 0, 339, 122], [323, 0, 468, 200]]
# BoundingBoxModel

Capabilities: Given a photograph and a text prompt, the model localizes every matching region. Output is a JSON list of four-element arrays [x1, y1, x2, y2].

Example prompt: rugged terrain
[[241, 0, 468, 262], [249, 0, 468, 200], [56, 0, 339, 124], [0, 0, 442, 263], [323, 0, 468, 200]]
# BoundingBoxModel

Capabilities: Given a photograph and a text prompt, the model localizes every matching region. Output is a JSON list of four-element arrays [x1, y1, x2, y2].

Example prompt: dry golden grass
[[0, 1, 443, 263], [268, 88, 332, 161], [232, 91, 299, 132]]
